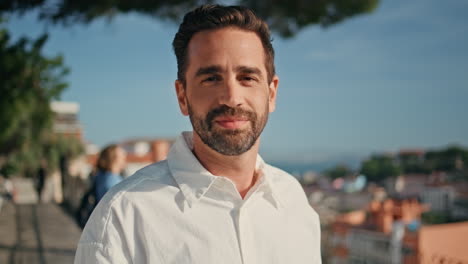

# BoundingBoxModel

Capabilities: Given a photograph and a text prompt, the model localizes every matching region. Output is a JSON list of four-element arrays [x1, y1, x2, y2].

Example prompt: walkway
[[0, 178, 82, 264]]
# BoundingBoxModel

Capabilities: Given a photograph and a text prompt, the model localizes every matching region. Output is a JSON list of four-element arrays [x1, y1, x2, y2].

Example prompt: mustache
[[206, 105, 256, 127]]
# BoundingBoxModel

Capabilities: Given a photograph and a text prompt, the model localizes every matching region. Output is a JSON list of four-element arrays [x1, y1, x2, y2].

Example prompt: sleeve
[[74, 195, 132, 264], [74, 242, 128, 264], [312, 210, 322, 264], [288, 174, 322, 264]]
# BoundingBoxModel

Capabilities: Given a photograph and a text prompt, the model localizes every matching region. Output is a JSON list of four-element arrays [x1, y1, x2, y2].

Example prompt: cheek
[[253, 90, 271, 110], [187, 91, 215, 112]]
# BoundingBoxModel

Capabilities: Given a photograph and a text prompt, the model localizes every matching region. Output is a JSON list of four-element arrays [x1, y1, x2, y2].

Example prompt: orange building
[[330, 198, 468, 264], [333, 198, 418, 263], [403, 222, 468, 264]]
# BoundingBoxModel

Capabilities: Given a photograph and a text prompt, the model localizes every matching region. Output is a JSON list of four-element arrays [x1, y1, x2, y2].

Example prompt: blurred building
[[385, 174, 468, 220], [330, 198, 424, 264], [403, 221, 468, 264], [329, 198, 468, 264], [420, 186, 456, 213], [87, 138, 173, 176], [50, 101, 82, 139], [121, 138, 173, 175]]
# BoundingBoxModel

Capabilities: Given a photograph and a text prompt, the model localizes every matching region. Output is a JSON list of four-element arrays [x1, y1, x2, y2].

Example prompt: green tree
[[0, 25, 68, 154], [425, 145, 468, 172], [360, 155, 401, 183], [421, 211, 451, 225], [324, 164, 352, 179], [398, 152, 430, 174], [0, 21, 82, 177], [0, 0, 379, 37]]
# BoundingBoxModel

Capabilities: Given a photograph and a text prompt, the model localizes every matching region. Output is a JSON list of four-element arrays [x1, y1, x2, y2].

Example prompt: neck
[[192, 132, 259, 199]]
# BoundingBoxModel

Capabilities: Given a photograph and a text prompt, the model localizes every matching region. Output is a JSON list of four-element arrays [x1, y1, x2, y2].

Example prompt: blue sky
[[6, 0, 468, 162]]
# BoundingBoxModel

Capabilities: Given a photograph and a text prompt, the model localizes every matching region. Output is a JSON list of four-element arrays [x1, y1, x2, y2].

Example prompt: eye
[[202, 75, 221, 83], [239, 75, 258, 83]]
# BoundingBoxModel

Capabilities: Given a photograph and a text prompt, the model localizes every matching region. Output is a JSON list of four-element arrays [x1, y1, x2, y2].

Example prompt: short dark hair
[[172, 4, 275, 84]]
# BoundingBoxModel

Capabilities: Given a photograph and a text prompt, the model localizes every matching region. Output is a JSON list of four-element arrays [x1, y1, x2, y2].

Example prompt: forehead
[[116, 146, 125, 155], [186, 27, 267, 76]]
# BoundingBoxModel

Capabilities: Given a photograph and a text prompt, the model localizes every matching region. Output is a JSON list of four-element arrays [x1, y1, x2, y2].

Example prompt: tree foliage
[[0, 22, 82, 177], [425, 146, 468, 172], [0, 28, 68, 153], [324, 164, 352, 179], [360, 155, 401, 183], [397, 152, 430, 174], [359, 146, 468, 183], [0, 0, 379, 37]]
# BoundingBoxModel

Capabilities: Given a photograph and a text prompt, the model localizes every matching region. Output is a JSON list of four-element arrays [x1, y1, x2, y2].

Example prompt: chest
[[121, 198, 319, 264]]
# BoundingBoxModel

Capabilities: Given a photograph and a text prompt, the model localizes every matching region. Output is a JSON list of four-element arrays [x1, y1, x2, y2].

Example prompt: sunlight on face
[[177, 28, 278, 155]]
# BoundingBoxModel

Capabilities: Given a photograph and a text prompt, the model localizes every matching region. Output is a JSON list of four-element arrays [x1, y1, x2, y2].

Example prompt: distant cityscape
[[52, 101, 468, 263]]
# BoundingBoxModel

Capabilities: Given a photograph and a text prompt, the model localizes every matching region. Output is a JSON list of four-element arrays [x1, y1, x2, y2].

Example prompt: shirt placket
[[237, 199, 257, 264]]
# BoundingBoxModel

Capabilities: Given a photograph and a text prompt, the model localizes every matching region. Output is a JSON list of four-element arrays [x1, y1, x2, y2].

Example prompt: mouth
[[213, 116, 249, 129]]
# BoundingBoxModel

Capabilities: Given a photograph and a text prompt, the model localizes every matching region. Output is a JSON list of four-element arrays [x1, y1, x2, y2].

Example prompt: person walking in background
[[0, 175, 15, 208], [94, 144, 127, 202], [36, 160, 46, 203], [76, 145, 126, 228]]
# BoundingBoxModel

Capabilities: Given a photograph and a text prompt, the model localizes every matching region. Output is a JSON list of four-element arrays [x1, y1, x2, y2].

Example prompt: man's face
[[175, 27, 278, 155]]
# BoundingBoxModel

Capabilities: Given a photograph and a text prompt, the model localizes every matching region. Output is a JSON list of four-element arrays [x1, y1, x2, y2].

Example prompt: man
[[75, 4, 321, 264]]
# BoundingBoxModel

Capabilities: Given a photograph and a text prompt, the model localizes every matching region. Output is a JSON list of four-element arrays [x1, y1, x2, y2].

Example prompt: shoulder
[[264, 163, 304, 194], [107, 160, 173, 196], [264, 163, 319, 217], [79, 160, 176, 243]]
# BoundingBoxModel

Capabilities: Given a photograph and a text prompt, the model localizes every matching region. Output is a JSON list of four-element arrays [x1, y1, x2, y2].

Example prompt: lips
[[205, 105, 255, 130], [214, 116, 249, 129]]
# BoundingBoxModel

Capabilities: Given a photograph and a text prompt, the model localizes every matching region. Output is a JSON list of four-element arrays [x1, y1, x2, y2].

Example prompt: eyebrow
[[236, 66, 262, 76], [194, 65, 264, 78], [195, 66, 222, 77]]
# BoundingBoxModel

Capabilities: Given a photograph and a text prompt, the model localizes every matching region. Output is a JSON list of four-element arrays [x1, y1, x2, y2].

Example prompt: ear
[[268, 75, 279, 113], [175, 80, 189, 116]]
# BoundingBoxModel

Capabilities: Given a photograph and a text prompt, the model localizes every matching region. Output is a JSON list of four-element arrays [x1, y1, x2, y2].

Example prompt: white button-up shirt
[[75, 132, 321, 264]]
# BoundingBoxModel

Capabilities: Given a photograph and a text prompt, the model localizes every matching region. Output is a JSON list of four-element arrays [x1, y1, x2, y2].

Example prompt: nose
[[218, 76, 243, 107]]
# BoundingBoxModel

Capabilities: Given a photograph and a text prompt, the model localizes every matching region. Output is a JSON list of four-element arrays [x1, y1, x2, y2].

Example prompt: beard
[[188, 103, 269, 156]]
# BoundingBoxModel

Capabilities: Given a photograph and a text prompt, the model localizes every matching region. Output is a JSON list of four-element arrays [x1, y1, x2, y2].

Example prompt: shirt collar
[[167, 131, 282, 209]]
